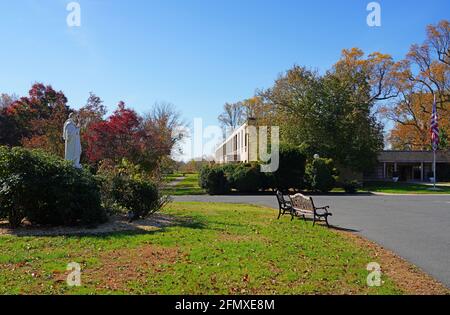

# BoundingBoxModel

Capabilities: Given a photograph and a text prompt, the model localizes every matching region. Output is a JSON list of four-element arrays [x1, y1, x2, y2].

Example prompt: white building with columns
[[215, 120, 260, 164]]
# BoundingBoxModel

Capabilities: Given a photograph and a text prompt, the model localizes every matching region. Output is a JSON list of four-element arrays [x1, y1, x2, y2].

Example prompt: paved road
[[174, 194, 450, 288]]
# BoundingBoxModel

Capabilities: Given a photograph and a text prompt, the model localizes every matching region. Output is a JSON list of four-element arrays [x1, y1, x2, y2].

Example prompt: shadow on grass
[[0, 213, 208, 238], [278, 215, 360, 233]]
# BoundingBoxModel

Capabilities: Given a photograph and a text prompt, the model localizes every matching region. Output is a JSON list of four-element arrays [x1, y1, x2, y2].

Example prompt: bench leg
[[325, 216, 330, 228], [312, 215, 316, 227], [277, 209, 282, 220]]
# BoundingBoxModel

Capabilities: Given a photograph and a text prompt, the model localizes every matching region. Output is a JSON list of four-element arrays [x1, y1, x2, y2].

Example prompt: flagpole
[[431, 93, 437, 189], [433, 149, 436, 189]]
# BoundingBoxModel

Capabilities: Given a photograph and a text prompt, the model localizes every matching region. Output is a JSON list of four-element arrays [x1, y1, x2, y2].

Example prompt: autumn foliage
[[0, 84, 183, 173], [217, 19, 450, 160], [381, 20, 450, 150], [84, 101, 142, 164], [0, 83, 70, 156]]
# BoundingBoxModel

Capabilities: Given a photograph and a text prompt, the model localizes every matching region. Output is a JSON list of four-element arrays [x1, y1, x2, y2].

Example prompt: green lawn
[[163, 173, 206, 196], [162, 175, 450, 196], [0, 202, 406, 294], [363, 181, 450, 194]]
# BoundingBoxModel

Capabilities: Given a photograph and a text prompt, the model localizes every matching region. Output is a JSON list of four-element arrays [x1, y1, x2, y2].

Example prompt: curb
[[370, 192, 450, 196]]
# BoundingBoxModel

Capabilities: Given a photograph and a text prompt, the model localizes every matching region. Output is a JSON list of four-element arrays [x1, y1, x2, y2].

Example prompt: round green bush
[[111, 176, 160, 219], [199, 165, 230, 195], [305, 157, 338, 193], [343, 180, 360, 194], [96, 159, 164, 219], [0, 146, 106, 227]]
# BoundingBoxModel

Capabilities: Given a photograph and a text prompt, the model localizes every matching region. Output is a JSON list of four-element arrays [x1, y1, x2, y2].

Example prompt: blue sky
[[0, 0, 449, 159]]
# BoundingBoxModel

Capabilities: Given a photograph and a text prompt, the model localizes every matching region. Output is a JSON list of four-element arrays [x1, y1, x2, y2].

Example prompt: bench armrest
[[315, 206, 331, 214]]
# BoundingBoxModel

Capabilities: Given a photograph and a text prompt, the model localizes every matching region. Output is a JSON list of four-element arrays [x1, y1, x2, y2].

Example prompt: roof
[[378, 151, 450, 163]]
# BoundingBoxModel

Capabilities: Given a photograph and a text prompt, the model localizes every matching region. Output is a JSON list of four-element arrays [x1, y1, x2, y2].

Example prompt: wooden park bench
[[288, 193, 333, 228]]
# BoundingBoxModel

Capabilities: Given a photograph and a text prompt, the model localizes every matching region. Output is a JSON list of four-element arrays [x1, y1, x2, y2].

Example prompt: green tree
[[262, 64, 384, 172], [272, 144, 306, 191]]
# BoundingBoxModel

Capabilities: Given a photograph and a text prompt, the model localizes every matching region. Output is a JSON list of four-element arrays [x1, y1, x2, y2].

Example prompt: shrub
[[230, 163, 261, 193], [261, 171, 276, 191], [199, 165, 230, 195], [219, 163, 240, 189], [305, 157, 338, 193], [0, 174, 25, 227], [272, 144, 306, 191], [198, 165, 211, 189], [0, 146, 106, 228], [343, 180, 360, 194], [111, 176, 161, 219], [199, 147, 307, 194], [96, 159, 166, 219]]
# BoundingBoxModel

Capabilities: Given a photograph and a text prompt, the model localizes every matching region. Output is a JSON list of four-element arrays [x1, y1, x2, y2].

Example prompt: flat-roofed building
[[215, 123, 252, 164], [364, 151, 450, 182]]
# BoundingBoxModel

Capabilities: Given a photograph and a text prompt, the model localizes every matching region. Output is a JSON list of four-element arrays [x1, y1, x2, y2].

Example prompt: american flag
[[431, 94, 439, 151]]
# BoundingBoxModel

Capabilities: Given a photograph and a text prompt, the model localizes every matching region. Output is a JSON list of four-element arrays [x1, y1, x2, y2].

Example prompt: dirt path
[[165, 176, 186, 187], [0, 213, 177, 237]]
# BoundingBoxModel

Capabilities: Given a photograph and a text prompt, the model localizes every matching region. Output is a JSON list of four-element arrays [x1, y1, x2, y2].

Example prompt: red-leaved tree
[[2, 83, 70, 156], [84, 101, 143, 164]]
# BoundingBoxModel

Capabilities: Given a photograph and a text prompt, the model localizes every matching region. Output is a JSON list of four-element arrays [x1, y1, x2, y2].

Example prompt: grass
[[363, 181, 450, 194], [162, 174, 450, 196], [163, 173, 206, 196], [163, 171, 450, 196], [0, 202, 406, 295]]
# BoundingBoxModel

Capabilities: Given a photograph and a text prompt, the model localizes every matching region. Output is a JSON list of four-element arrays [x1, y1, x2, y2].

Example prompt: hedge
[[198, 146, 342, 195], [229, 163, 262, 193], [199, 144, 307, 195], [0, 146, 106, 227]]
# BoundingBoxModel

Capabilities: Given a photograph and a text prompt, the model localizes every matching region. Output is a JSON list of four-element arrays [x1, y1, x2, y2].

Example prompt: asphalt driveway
[[174, 194, 450, 288]]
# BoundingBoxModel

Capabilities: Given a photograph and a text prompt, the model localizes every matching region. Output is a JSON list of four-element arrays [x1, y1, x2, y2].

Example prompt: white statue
[[63, 113, 82, 169]]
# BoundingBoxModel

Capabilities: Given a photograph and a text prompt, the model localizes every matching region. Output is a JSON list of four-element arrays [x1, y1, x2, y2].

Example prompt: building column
[[383, 162, 387, 179], [394, 163, 398, 172], [421, 162, 424, 182]]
